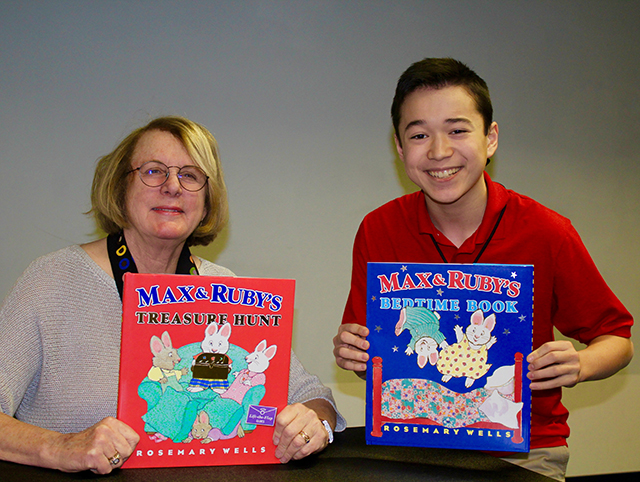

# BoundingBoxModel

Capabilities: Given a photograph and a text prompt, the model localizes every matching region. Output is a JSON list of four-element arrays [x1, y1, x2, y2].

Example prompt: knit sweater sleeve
[[288, 350, 346, 432], [0, 246, 125, 431], [0, 259, 44, 417]]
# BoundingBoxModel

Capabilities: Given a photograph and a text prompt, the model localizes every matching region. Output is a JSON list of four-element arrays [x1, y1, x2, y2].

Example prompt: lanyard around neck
[[428, 205, 507, 264], [107, 232, 199, 301]]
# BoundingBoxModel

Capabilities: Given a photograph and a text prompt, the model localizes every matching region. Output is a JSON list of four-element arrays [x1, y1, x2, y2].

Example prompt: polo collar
[[417, 171, 508, 254]]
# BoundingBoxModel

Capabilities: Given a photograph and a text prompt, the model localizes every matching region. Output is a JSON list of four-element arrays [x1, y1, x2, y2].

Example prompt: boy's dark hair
[[391, 58, 493, 139]]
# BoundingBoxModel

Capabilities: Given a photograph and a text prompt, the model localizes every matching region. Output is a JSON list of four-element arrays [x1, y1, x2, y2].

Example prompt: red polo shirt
[[342, 172, 633, 449]]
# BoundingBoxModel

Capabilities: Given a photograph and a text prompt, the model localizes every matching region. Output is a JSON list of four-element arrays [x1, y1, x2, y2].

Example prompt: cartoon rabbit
[[147, 331, 188, 393], [200, 321, 232, 354], [182, 409, 243, 443], [221, 339, 277, 404], [187, 322, 233, 393], [395, 306, 449, 368], [183, 411, 213, 444], [436, 310, 497, 388]]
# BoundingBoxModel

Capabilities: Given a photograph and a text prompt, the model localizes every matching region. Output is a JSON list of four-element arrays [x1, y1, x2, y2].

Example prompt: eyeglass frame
[[127, 160, 210, 192]]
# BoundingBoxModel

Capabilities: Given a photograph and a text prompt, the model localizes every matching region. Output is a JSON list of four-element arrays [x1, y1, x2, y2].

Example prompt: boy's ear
[[486, 121, 499, 158], [394, 134, 405, 162]]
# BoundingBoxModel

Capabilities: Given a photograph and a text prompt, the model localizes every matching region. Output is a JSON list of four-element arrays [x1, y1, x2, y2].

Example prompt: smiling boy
[[332, 58, 633, 481]]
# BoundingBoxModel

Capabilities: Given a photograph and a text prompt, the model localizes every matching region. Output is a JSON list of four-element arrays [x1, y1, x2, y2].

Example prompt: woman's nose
[[162, 168, 183, 194]]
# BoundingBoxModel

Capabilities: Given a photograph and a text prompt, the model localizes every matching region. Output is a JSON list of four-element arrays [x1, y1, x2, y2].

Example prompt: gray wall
[[1, 1, 638, 476]]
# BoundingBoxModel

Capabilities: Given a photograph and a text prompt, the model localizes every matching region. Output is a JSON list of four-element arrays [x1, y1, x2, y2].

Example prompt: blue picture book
[[365, 262, 533, 452]]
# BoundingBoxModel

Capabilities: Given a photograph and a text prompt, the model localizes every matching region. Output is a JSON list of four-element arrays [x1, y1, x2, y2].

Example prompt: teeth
[[428, 168, 460, 179]]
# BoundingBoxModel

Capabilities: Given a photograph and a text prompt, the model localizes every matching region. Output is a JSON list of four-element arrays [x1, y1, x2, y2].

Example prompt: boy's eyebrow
[[445, 117, 473, 126], [402, 117, 474, 134], [403, 119, 427, 133]]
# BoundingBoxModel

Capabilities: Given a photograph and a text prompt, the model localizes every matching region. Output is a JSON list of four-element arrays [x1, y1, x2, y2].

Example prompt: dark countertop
[[0, 426, 552, 481]]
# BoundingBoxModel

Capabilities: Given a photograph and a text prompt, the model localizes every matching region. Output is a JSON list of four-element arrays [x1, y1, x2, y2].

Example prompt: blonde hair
[[90, 116, 228, 246]]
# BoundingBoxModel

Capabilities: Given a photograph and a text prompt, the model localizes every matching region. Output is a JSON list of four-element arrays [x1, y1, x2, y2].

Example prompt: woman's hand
[[51, 417, 140, 474], [332, 323, 369, 378], [272, 402, 331, 463], [0, 414, 139, 474]]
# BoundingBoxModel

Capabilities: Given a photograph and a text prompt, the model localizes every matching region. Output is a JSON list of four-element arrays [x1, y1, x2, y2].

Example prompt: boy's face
[[394, 85, 498, 212]]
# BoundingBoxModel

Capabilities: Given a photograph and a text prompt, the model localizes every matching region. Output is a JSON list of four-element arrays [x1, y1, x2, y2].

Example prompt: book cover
[[365, 262, 533, 452], [117, 273, 295, 468]]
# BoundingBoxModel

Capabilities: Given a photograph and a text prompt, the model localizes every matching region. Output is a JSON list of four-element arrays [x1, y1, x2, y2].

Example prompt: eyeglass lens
[[138, 161, 207, 191]]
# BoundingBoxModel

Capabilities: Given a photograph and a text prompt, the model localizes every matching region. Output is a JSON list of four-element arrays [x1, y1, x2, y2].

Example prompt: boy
[[333, 58, 633, 481]]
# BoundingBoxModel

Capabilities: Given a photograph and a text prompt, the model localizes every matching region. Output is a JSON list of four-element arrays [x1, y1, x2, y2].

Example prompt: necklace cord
[[107, 232, 199, 300], [428, 205, 507, 264]]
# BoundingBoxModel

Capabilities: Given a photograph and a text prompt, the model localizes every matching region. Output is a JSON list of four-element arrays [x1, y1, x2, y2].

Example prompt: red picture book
[[117, 273, 295, 468]]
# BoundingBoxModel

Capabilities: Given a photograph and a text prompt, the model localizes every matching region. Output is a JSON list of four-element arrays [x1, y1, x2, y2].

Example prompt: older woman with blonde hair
[[0, 116, 344, 474]]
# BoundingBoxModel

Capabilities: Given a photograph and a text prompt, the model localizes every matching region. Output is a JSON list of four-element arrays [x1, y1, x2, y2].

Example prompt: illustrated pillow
[[478, 390, 522, 429], [484, 364, 515, 395]]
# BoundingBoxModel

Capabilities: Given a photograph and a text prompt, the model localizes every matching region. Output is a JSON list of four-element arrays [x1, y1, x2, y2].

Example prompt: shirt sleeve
[[341, 221, 369, 327], [551, 223, 633, 344]]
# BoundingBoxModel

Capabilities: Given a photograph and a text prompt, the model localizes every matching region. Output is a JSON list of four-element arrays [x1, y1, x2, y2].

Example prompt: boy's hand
[[528, 335, 633, 391], [333, 323, 370, 378], [526, 341, 581, 390], [527, 335, 633, 390]]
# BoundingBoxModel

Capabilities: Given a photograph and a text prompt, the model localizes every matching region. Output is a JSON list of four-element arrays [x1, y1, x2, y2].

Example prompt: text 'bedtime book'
[[117, 273, 295, 468], [366, 262, 533, 452]]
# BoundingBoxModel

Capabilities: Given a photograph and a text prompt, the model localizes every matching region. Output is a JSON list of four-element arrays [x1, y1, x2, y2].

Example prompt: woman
[[0, 116, 344, 474]]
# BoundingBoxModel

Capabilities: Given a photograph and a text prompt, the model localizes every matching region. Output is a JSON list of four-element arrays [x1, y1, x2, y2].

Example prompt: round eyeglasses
[[128, 161, 209, 192]]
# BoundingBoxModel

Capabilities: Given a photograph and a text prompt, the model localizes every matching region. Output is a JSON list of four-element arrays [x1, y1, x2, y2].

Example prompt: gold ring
[[298, 430, 311, 444], [108, 451, 121, 466]]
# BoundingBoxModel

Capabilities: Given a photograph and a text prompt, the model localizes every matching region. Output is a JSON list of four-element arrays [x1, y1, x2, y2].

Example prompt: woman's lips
[[152, 206, 184, 214]]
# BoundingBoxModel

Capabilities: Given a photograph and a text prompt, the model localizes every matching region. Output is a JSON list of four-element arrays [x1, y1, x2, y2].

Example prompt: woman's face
[[124, 129, 207, 247]]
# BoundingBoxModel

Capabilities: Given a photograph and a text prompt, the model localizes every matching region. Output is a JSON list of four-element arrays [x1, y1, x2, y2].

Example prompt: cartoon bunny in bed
[[436, 309, 497, 388]]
